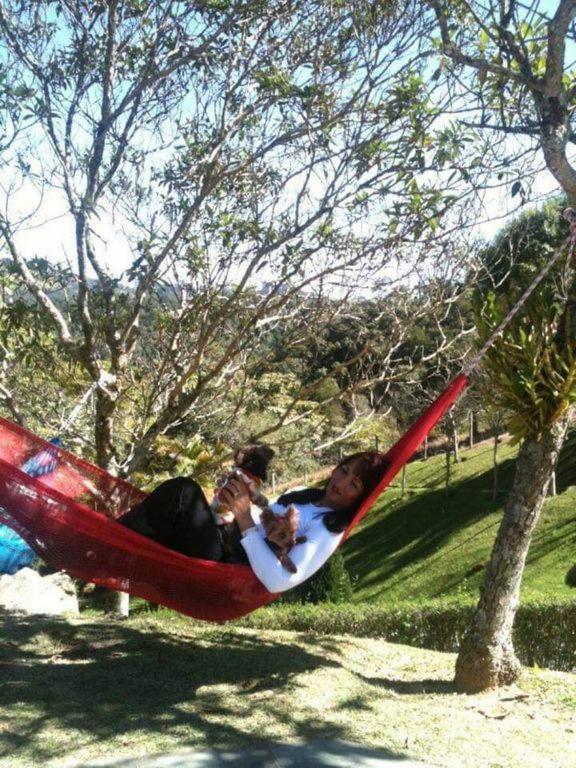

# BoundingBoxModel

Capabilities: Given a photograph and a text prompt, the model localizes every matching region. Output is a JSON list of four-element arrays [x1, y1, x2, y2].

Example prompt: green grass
[[343, 433, 576, 607], [1, 612, 575, 768]]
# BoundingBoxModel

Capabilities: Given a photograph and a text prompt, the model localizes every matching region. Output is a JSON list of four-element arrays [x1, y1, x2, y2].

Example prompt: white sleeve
[[240, 516, 344, 594]]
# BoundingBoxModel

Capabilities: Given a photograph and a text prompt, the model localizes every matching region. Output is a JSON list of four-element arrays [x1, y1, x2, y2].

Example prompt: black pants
[[118, 477, 249, 565]]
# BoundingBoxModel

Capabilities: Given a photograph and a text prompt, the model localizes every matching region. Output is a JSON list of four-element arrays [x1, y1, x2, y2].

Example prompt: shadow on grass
[[344, 456, 518, 596], [354, 673, 455, 696], [0, 617, 324, 763], [0, 612, 364, 765]]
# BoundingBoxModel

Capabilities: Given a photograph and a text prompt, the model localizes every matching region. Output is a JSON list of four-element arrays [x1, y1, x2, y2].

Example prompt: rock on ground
[[0, 567, 79, 616]]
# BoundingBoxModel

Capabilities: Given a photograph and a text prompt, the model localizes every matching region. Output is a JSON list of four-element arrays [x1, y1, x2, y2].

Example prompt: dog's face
[[261, 505, 299, 550], [234, 444, 275, 482]]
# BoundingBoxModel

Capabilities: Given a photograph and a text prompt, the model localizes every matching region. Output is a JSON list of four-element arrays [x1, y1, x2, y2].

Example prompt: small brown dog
[[212, 444, 275, 525], [260, 505, 307, 574]]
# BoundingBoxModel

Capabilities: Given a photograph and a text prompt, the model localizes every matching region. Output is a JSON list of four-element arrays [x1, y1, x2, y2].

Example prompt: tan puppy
[[260, 505, 307, 574]]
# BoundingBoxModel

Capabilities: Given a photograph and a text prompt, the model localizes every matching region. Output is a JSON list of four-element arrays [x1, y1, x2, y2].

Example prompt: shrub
[[278, 550, 354, 604], [565, 564, 576, 588], [238, 599, 576, 672]]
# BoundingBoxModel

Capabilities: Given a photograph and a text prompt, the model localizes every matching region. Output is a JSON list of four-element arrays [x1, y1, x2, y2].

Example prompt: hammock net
[[0, 374, 468, 621]]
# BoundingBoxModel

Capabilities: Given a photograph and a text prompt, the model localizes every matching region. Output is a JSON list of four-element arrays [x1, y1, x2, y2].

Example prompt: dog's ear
[[261, 507, 274, 524], [233, 446, 249, 466], [256, 445, 275, 464]]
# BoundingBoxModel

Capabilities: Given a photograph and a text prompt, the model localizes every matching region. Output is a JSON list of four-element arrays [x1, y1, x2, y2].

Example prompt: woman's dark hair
[[277, 451, 390, 534]]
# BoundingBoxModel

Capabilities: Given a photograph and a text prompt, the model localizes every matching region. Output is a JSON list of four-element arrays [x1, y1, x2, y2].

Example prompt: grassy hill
[[343, 430, 576, 607]]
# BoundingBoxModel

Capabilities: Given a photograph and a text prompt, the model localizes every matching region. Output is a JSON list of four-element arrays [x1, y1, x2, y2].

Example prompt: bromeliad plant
[[475, 257, 576, 443]]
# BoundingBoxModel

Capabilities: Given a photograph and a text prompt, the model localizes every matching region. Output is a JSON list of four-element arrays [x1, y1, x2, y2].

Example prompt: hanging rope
[[461, 225, 576, 377], [59, 382, 97, 434]]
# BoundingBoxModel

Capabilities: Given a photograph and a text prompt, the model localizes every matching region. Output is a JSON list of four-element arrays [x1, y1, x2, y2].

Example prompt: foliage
[[0, 0, 468, 479], [474, 205, 576, 442], [426, 2, 576, 204], [131, 434, 229, 492]]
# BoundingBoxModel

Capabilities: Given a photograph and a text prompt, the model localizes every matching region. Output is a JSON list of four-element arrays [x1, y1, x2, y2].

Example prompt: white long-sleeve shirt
[[240, 500, 344, 593]]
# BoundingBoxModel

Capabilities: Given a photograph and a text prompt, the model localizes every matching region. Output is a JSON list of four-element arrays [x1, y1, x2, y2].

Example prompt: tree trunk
[[95, 386, 119, 471], [455, 415, 570, 693]]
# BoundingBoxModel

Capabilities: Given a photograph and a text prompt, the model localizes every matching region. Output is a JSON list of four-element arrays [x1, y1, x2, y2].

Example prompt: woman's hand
[[217, 477, 255, 532]]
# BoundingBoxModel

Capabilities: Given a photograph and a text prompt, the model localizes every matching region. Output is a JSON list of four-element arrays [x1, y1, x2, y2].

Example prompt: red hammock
[[0, 375, 467, 622]]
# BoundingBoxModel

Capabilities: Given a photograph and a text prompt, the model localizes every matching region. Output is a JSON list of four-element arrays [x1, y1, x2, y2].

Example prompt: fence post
[[548, 471, 557, 497], [492, 430, 499, 501], [401, 465, 406, 498], [118, 591, 130, 618], [469, 410, 474, 448]]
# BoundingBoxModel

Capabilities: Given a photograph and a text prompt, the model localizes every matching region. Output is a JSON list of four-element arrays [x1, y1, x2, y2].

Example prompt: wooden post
[[548, 471, 557, 497], [445, 443, 451, 496], [118, 591, 130, 618], [453, 425, 460, 463], [469, 410, 474, 448], [374, 435, 380, 452], [423, 435, 428, 460], [401, 465, 407, 498], [492, 430, 499, 501]]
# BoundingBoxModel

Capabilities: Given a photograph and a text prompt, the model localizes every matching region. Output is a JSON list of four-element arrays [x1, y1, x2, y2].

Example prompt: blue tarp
[[0, 521, 36, 574]]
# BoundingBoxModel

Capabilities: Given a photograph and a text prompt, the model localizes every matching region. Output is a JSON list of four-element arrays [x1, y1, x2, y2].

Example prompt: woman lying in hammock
[[118, 450, 387, 594]]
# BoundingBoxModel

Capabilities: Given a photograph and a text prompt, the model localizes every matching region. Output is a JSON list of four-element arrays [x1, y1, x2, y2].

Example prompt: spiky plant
[[475, 253, 576, 442]]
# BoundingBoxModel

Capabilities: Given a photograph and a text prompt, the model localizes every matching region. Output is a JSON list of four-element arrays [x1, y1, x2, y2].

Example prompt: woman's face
[[324, 459, 365, 510]]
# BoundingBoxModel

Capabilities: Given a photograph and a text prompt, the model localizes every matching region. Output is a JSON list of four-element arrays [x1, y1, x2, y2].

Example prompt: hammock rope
[[0, 232, 570, 620], [462, 231, 575, 375]]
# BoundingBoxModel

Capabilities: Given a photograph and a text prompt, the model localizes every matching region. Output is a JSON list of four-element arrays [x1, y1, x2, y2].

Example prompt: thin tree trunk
[[469, 410, 474, 448], [455, 415, 570, 693], [445, 443, 451, 496]]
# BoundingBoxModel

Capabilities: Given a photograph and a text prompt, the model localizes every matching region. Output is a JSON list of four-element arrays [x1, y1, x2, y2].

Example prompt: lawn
[[343, 433, 576, 606], [1, 612, 575, 768]]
